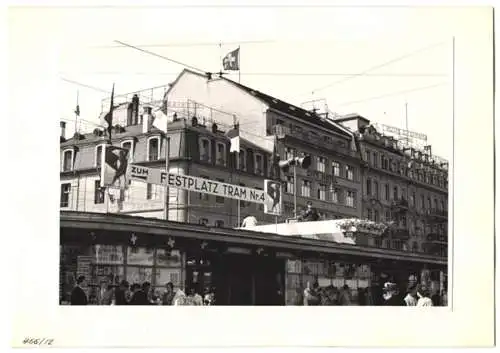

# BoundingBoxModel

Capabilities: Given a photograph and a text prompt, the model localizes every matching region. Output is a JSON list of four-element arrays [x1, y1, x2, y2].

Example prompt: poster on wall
[[264, 179, 282, 216]]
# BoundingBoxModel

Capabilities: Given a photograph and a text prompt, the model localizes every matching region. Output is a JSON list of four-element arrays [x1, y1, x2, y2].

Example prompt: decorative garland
[[337, 218, 393, 236]]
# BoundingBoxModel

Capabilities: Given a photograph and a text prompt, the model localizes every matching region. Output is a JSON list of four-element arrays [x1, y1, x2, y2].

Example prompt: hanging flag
[[226, 124, 240, 152], [152, 106, 169, 132], [270, 134, 280, 180], [223, 47, 240, 71], [103, 83, 115, 142], [101, 145, 129, 189], [74, 104, 80, 116]]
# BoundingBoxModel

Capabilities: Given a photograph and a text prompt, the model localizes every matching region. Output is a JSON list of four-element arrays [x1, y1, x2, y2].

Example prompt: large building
[[165, 69, 362, 222], [336, 115, 448, 258]]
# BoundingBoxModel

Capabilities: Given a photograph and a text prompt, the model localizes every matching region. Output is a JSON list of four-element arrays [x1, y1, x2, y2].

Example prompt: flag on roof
[[223, 47, 240, 71], [103, 83, 115, 142], [226, 124, 240, 153]]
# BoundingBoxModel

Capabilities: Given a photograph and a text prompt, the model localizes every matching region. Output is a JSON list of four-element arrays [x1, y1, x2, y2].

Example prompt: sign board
[[263, 179, 282, 216], [128, 165, 266, 204]]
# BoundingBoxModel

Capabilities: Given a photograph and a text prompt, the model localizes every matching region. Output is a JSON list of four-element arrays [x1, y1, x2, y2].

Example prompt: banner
[[264, 179, 282, 216], [101, 145, 129, 188], [128, 164, 266, 204]]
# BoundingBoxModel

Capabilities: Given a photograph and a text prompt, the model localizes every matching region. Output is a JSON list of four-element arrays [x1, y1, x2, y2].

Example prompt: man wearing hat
[[382, 282, 405, 306]]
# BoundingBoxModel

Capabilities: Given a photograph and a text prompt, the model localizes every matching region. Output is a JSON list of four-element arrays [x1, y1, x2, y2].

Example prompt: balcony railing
[[426, 208, 448, 218], [392, 198, 409, 208]]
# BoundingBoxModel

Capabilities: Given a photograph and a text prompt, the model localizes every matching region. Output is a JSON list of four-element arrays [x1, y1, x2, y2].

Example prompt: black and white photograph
[[8, 2, 494, 349]]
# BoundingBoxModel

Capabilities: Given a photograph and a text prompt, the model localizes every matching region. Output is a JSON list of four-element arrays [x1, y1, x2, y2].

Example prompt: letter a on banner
[[101, 145, 130, 189], [264, 179, 282, 216]]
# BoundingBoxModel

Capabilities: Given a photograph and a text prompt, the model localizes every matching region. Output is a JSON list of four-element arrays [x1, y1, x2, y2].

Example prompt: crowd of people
[[70, 276, 215, 306], [298, 280, 447, 306]]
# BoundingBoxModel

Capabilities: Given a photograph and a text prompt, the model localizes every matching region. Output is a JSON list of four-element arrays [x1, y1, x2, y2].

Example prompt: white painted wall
[[166, 71, 275, 153]]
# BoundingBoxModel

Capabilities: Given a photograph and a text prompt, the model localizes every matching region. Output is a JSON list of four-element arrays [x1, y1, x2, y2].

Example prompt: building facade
[[336, 116, 449, 257], [165, 69, 363, 221]]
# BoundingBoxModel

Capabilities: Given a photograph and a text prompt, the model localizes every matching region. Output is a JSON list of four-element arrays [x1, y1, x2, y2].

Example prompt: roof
[[171, 69, 353, 139]]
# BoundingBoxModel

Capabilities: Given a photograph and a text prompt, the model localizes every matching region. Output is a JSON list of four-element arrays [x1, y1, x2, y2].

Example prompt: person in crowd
[[71, 276, 88, 305], [203, 287, 215, 306], [99, 284, 114, 305], [298, 201, 320, 222], [114, 280, 130, 305], [172, 287, 188, 306], [241, 214, 258, 228], [162, 282, 176, 305], [129, 283, 148, 305], [431, 289, 441, 306], [303, 281, 321, 306], [186, 286, 204, 305], [338, 284, 352, 306], [382, 282, 405, 306], [416, 286, 433, 307], [142, 282, 154, 304], [364, 286, 374, 306], [441, 289, 448, 307], [321, 286, 337, 305], [294, 287, 304, 306], [404, 283, 418, 306]]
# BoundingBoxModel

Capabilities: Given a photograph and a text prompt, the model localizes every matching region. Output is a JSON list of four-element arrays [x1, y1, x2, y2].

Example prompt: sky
[[9, 6, 488, 161]]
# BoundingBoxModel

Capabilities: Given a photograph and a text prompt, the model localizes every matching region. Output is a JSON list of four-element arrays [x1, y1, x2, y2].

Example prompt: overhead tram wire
[[334, 82, 449, 108], [92, 39, 276, 49], [304, 40, 448, 96], [114, 40, 208, 75]]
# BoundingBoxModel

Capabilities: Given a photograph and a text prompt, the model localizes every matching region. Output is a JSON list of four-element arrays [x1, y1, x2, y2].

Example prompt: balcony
[[426, 232, 448, 244], [391, 198, 409, 214], [391, 228, 410, 240], [426, 208, 448, 219]]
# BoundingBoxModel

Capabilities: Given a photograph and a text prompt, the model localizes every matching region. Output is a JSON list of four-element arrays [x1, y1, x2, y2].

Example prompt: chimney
[[142, 106, 152, 133], [132, 94, 140, 125], [60, 121, 66, 139]]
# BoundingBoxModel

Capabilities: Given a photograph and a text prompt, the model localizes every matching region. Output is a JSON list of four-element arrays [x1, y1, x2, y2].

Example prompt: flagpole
[[163, 100, 170, 221], [74, 90, 79, 134], [238, 46, 241, 83]]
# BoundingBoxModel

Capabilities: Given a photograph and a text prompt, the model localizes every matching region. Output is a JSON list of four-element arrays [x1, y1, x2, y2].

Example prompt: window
[[434, 198, 438, 210], [301, 180, 311, 198], [62, 149, 74, 172], [121, 140, 134, 162], [367, 209, 373, 221], [95, 145, 104, 168], [214, 220, 224, 228], [147, 183, 161, 200], [374, 210, 379, 222], [346, 165, 354, 180], [238, 149, 246, 171], [199, 138, 211, 162], [216, 142, 226, 166], [366, 178, 372, 196], [330, 188, 339, 203], [421, 195, 425, 209], [216, 178, 225, 203], [148, 137, 160, 161], [427, 197, 432, 210], [60, 183, 71, 208], [285, 176, 294, 194], [364, 150, 371, 163], [385, 210, 391, 222], [411, 192, 416, 207], [316, 156, 326, 173], [317, 184, 326, 201], [384, 184, 390, 200], [440, 200, 445, 211], [393, 186, 398, 200], [346, 191, 355, 207], [332, 161, 340, 177], [373, 180, 379, 199], [401, 188, 407, 201], [199, 176, 209, 200], [285, 147, 296, 160], [254, 153, 264, 175], [389, 158, 393, 172], [393, 240, 403, 251], [372, 152, 378, 168], [94, 180, 105, 204]]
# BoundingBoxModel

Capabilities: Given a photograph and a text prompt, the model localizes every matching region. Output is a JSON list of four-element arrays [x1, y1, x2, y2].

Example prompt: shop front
[[60, 211, 447, 306]]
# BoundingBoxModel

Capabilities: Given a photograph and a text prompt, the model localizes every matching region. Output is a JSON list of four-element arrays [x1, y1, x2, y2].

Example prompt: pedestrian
[[241, 214, 258, 228], [416, 286, 433, 307], [382, 282, 405, 306], [129, 283, 148, 305], [162, 282, 175, 305], [172, 287, 188, 306], [404, 283, 418, 306], [303, 281, 321, 306], [114, 280, 129, 305], [297, 201, 320, 222], [338, 284, 352, 306], [71, 276, 88, 305], [186, 286, 203, 305]]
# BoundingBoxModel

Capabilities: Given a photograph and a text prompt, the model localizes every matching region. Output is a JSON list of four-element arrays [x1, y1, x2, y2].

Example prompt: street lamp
[[278, 155, 312, 218]]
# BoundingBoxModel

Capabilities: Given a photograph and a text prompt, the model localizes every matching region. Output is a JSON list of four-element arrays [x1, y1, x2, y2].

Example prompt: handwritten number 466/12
[[23, 337, 54, 346]]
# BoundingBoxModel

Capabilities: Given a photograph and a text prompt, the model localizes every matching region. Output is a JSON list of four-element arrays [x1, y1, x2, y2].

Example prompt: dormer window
[[95, 144, 105, 168], [238, 149, 246, 171], [62, 149, 74, 172], [121, 140, 134, 162], [215, 142, 226, 166], [147, 136, 160, 161], [199, 138, 211, 162], [254, 153, 264, 176]]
